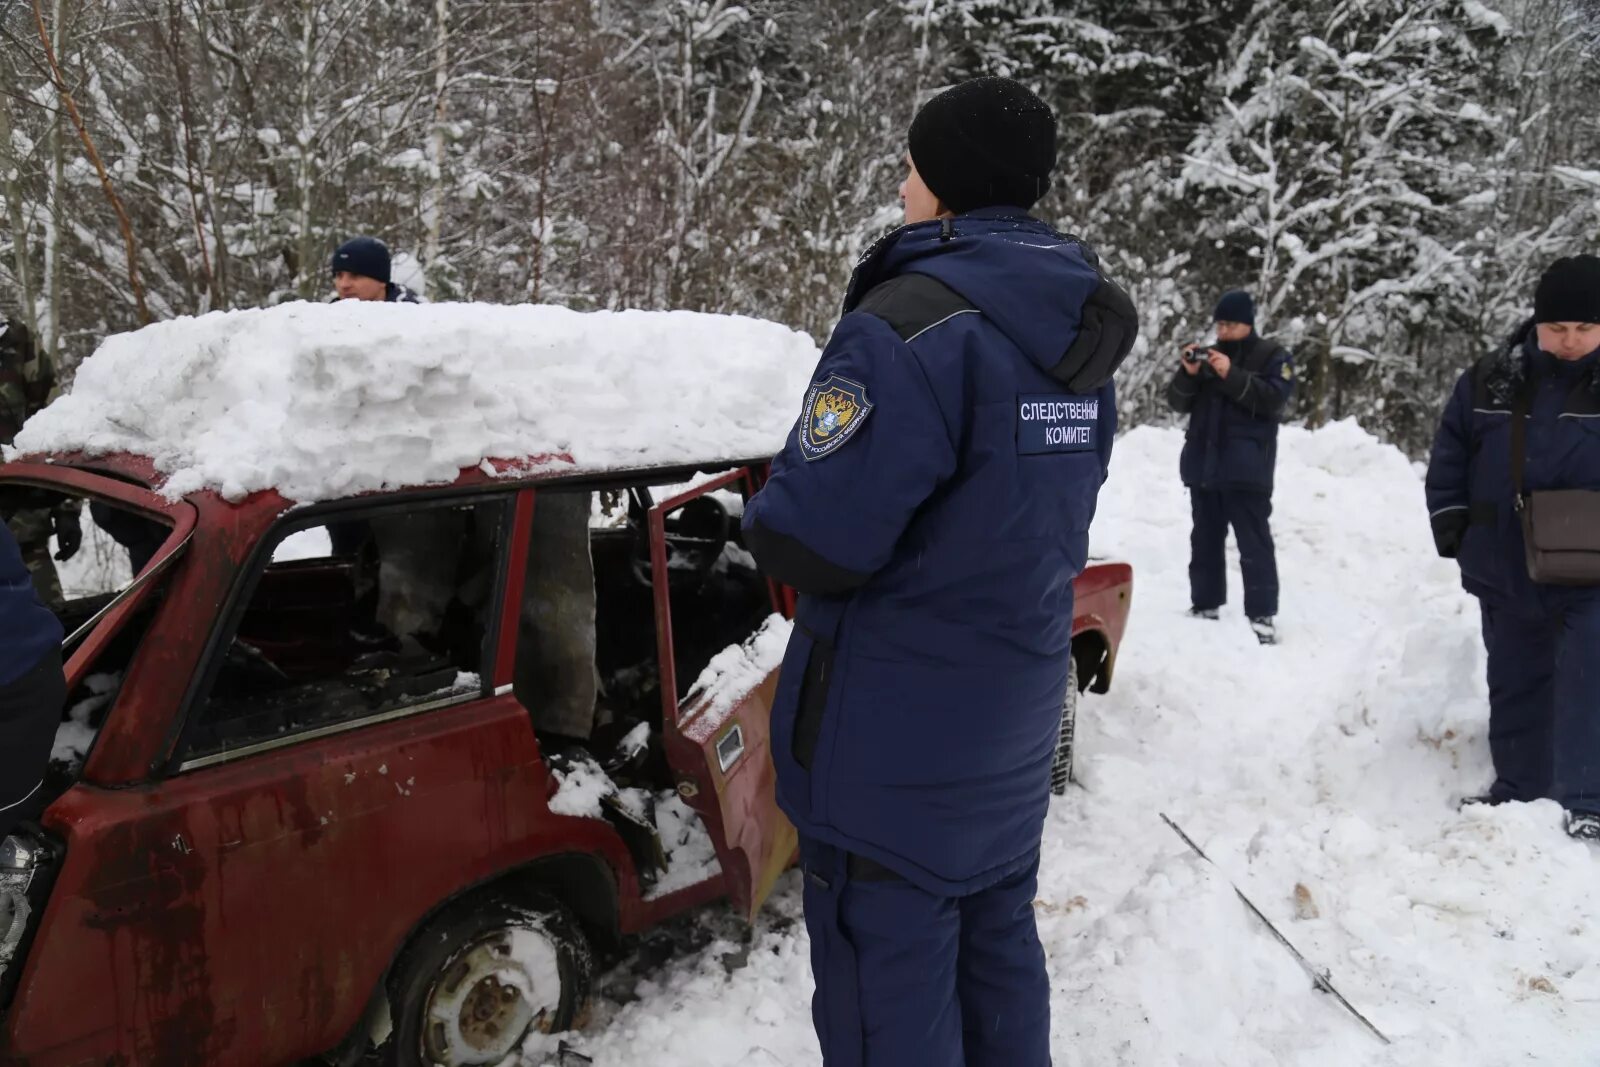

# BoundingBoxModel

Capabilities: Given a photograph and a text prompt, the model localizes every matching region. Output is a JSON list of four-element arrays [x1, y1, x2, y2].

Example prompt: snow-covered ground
[[520, 421, 1600, 1067]]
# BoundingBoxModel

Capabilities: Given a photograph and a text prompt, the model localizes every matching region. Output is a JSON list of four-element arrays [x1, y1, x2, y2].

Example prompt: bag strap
[[1510, 375, 1533, 510]]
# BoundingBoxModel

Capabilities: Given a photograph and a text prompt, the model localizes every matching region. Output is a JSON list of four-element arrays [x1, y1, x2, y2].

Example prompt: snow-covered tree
[[2, 0, 1598, 455], [1182, 0, 1504, 435]]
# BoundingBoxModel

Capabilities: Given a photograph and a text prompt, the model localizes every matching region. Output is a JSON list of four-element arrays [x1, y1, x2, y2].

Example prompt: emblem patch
[[1281, 362, 1295, 381], [799, 375, 874, 461]]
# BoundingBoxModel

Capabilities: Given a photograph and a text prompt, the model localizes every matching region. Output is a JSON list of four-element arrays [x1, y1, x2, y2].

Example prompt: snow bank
[[646, 794, 724, 901], [547, 757, 616, 819], [9, 302, 819, 503], [520, 420, 1600, 1067]]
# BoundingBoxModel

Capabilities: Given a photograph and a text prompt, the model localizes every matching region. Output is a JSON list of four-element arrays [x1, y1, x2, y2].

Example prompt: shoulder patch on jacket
[[1017, 394, 1100, 454], [854, 273, 977, 343], [798, 375, 874, 461]]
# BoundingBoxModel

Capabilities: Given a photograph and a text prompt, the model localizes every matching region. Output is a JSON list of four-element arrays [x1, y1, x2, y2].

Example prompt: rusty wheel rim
[[421, 926, 561, 1065]]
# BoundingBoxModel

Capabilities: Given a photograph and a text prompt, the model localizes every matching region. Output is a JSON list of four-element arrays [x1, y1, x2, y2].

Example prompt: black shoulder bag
[[1511, 382, 1600, 585]]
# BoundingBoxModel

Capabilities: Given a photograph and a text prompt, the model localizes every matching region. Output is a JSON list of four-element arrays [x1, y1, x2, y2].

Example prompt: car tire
[[1050, 658, 1080, 796], [381, 892, 591, 1067]]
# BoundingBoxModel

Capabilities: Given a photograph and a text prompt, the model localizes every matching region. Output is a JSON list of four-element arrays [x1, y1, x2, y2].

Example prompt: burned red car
[[0, 304, 1132, 1066]]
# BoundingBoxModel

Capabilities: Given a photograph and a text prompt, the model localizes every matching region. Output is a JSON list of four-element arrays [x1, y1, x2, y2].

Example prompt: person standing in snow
[[1, 311, 81, 610], [1426, 254, 1600, 842], [329, 236, 422, 304], [1166, 291, 1295, 645], [0, 518, 65, 839], [743, 77, 1135, 1067]]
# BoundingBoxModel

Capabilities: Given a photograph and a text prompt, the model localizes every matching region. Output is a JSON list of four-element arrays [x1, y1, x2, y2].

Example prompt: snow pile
[[547, 756, 617, 819], [545, 759, 722, 902], [681, 614, 792, 745], [51, 673, 119, 770], [9, 302, 818, 502], [520, 420, 1600, 1067], [646, 794, 724, 901]]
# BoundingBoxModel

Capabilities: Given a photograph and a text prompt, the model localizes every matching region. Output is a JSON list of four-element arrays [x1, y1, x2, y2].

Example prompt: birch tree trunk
[[0, 84, 38, 335], [422, 0, 449, 279], [294, 0, 318, 298], [44, 0, 67, 361]]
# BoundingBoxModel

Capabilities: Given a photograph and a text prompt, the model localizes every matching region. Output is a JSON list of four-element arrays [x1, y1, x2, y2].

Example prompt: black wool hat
[[908, 77, 1057, 214], [331, 236, 392, 284], [1213, 290, 1256, 327], [1535, 255, 1600, 324]]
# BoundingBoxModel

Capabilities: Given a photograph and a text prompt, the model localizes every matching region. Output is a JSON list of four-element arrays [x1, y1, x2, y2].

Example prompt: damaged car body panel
[[0, 451, 1133, 1066]]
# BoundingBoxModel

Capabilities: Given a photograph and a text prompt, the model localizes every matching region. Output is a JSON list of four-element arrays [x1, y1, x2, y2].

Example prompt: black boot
[[1188, 606, 1219, 620], [1249, 616, 1277, 645]]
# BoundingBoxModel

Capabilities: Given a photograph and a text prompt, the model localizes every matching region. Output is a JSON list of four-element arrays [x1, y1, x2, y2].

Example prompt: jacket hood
[[845, 209, 1110, 379]]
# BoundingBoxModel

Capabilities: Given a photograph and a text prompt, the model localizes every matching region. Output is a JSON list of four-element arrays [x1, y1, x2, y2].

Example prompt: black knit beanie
[[331, 236, 392, 284], [1213, 290, 1256, 327], [908, 77, 1057, 214], [1535, 255, 1600, 323]]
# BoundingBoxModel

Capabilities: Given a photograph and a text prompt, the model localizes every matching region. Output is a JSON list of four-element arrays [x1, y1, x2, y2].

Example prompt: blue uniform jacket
[[0, 521, 62, 687], [1167, 332, 1295, 493], [1426, 321, 1600, 609], [743, 209, 1134, 895]]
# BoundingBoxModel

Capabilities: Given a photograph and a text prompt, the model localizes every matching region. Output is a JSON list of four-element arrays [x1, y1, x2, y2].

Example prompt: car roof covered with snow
[[6, 302, 819, 504]]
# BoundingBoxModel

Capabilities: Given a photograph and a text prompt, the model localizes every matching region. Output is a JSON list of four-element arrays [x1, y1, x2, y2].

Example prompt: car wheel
[[1050, 658, 1080, 796], [383, 893, 591, 1067]]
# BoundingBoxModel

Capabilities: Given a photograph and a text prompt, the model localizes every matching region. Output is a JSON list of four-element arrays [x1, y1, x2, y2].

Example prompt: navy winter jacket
[[744, 209, 1133, 896], [1426, 321, 1600, 609], [1167, 332, 1295, 493], [0, 521, 62, 687]]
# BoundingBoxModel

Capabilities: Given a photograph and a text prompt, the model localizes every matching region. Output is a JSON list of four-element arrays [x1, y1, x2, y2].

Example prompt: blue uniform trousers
[[1481, 593, 1600, 812], [1189, 488, 1279, 618], [799, 838, 1051, 1067]]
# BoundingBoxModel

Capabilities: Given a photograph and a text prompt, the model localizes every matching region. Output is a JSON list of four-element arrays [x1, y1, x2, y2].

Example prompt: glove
[[1430, 508, 1470, 560], [53, 508, 82, 561]]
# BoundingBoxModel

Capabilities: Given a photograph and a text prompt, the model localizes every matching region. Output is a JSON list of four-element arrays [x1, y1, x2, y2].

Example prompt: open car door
[[648, 469, 797, 922]]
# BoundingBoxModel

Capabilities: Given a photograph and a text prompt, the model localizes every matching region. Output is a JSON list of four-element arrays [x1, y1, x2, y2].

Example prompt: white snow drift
[[8, 302, 819, 503], [520, 420, 1600, 1067]]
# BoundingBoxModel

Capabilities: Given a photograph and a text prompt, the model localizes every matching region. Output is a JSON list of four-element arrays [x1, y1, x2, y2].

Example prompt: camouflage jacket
[[0, 325, 77, 542], [0, 319, 55, 450]]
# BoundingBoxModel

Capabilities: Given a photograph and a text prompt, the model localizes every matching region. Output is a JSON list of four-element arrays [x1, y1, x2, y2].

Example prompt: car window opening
[[188, 499, 505, 761], [1, 484, 174, 811]]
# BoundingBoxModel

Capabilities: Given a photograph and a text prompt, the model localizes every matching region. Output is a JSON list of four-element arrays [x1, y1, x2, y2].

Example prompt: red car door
[[647, 470, 797, 921]]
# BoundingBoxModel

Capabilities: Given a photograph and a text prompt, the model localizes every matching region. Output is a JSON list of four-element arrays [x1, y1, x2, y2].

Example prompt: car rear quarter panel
[[1072, 561, 1133, 690], [6, 696, 675, 1066]]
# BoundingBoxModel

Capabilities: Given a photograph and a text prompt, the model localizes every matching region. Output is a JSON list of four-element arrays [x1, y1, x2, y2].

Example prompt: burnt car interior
[[522, 478, 774, 888], [0, 483, 173, 810], [184, 498, 508, 761], [570, 482, 772, 765], [8, 470, 776, 875]]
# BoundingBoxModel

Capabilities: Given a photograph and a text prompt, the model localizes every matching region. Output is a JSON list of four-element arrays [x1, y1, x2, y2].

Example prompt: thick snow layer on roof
[[9, 302, 819, 502]]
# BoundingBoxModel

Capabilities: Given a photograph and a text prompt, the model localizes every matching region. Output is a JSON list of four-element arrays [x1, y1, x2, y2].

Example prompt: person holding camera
[[1425, 255, 1600, 840], [1166, 290, 1295, 645]]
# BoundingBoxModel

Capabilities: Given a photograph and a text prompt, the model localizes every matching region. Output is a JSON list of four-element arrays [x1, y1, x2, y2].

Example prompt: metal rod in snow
[[1159, 813, 1392, 1047]]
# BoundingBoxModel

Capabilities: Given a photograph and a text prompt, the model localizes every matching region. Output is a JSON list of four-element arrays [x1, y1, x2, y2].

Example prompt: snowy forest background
[[3, 0, 1599, 454]]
